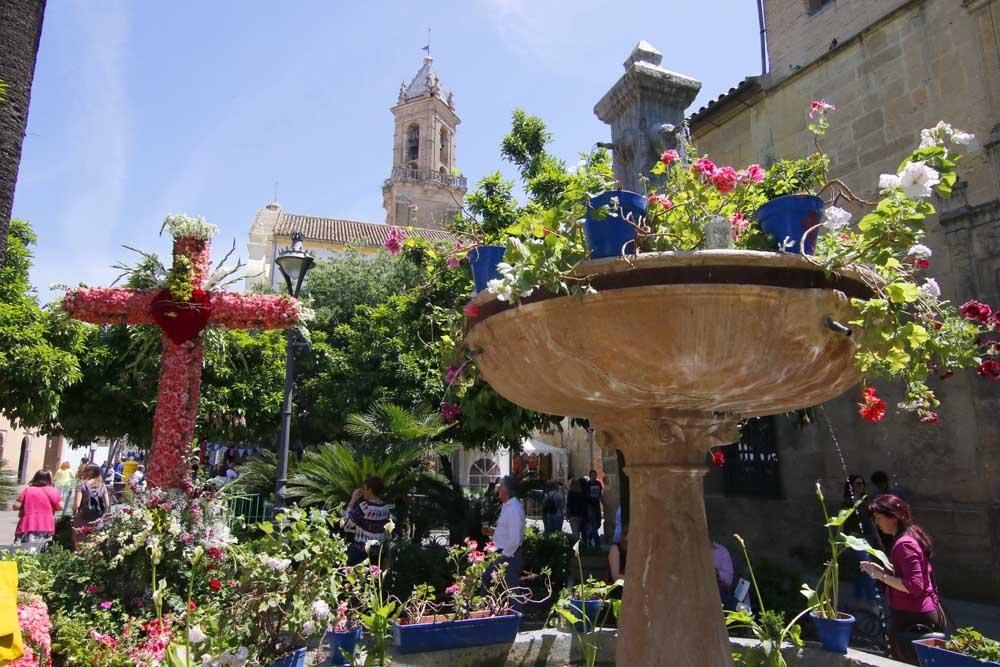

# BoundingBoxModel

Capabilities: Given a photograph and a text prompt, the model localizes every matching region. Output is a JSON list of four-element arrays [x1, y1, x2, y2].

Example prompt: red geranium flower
[[208, 578, 222, 591], [857, 386, 887, 423], [960, 300, 993, 324], [463, 303, 480, 319], [976, 358, 1000, 380], [711, 451, 725, 469]]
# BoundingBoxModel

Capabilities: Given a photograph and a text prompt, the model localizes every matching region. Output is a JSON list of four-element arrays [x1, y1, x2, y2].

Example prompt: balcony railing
[[387, 167, 467, 190]]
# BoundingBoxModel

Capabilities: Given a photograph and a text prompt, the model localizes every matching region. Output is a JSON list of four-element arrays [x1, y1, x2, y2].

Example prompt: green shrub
[[384, 541, 450, 604], [523, 528, 574, 591], [946, 627, 1000, 662]]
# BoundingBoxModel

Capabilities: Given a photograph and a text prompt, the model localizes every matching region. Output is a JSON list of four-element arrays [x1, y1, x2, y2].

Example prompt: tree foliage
[[0, 219, 83, 428]]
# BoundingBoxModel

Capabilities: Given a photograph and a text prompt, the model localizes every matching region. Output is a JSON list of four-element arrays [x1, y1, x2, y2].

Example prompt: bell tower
[[382, 55, 467, 230]]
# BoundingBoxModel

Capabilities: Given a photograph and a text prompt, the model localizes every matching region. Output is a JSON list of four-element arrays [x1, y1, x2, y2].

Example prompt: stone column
[[593, 409, 739, 667], [594, 41, 702, 193]]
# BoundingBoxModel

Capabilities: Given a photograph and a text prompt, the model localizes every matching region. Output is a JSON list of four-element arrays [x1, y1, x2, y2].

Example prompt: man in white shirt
[[484, 475, 526, 593]]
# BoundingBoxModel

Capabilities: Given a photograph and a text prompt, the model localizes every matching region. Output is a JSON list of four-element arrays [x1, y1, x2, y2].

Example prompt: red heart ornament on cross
[[151, 288, 212, 344]]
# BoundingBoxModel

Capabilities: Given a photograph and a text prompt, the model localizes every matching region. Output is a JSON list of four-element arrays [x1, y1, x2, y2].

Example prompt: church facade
[[245, 56, 465, 290]]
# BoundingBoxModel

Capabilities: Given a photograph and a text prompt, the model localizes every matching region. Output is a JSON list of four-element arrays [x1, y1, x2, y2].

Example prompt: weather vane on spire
[[421, 28, 431, 56]]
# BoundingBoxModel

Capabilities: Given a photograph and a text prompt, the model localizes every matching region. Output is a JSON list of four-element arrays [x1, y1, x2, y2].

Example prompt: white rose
[[821, 206, 852, 230], [879, 174, 901, 190], [907, 244, 932, 259], [188, 625, 207, 645], [312, 599, 330, 620], [899, 161, 940, 199], [918, 278, 941, 300]]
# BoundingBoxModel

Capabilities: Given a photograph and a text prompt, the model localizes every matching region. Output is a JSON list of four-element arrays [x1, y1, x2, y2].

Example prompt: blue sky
[[14, 1, 762, 300]]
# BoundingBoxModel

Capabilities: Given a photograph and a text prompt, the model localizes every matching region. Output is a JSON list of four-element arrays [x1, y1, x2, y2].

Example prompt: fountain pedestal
[[465, 251, 870, 666]]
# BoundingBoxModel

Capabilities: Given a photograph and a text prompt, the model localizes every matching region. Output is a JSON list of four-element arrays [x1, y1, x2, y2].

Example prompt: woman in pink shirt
[[13, 470, 63, 543], [860, 494, 945, 661]]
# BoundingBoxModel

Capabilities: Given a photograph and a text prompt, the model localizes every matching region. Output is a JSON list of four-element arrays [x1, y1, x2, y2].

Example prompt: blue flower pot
[[584, 190, 646, 259], [469, 245, 506, 294], [568, 598, 603, 632], [913, 638, 1000, 666], [267, 646, 307, 667], [393, 612, 521, 653], [755, 194, 824, 255], [811, 611, 855, 654], [327, 627, 362, 665]]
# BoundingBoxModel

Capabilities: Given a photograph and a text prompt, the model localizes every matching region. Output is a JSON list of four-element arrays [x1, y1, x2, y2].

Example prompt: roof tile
[[274, 213, 456, 247]]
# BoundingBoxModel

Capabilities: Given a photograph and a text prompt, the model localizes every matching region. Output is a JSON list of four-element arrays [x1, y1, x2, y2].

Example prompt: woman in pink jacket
[[860, 494, 945, 661], [13, 470, 63, 543]]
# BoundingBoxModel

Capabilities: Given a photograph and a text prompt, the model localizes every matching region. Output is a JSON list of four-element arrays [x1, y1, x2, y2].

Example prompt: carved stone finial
[[624, 40, 663, 70], [398, 82, 407, 103], [447, 91, 455, 108]]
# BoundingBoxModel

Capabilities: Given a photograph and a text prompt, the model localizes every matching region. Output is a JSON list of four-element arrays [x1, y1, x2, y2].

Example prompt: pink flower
[[809, 99, 837, 118], [484, 542, 497, 553], [444, 365, 462, 385], [742, 164, 765, 183], [445, 584, 461, 595], [711, 166, 739, 193], [692, 158, 716, 179], [440, 402, 461, 423], [919, 412, 940, 425], [369, 565, 381, 576], [467, 550, 485, 564], [100, 601, 113, 610], [730, 213, 750, 240], [660, 149, 680, 166], [384, 227, 407, 255], [463, 538, 478, 550], [647, 194, 674, 210], [447, 242, 465, 268]]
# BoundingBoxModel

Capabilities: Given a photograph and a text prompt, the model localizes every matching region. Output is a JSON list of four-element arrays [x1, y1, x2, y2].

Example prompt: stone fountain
[[465, 250, 871, 665]]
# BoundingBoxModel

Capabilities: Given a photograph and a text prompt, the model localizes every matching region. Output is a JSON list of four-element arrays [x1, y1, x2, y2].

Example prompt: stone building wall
[[686, 0, 1000, 601]]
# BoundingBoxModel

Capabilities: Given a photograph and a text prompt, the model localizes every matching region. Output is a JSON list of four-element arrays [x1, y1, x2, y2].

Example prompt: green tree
[[0, 219, 83, 428]]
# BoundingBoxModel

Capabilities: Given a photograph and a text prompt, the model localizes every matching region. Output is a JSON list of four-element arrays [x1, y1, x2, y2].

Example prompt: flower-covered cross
[[61, 216, 301, 488]]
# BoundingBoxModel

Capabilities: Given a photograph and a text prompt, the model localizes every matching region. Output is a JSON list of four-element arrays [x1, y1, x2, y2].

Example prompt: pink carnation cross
[[61, 222, 301, 489]]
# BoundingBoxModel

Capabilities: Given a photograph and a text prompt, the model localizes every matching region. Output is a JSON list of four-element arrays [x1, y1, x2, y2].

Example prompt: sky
[[13, 1, 763, 300]]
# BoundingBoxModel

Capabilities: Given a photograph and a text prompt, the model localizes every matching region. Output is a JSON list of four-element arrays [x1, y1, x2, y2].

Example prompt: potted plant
[[725, 535, 815, 667], [392, 538, 550, 653], [800, 482, 889, 654], [548, 540, 622, 667], [914, 627, 1000, 666]]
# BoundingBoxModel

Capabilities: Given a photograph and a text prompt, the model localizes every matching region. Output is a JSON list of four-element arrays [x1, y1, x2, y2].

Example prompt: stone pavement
[[0, 510, 18, 546]]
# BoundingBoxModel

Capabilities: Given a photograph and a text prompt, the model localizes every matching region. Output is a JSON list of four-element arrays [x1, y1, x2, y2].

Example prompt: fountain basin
[[465, 251, 870, 667]]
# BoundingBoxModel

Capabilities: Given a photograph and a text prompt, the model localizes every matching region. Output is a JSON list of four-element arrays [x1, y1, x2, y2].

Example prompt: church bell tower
[[382, 55, 467, 230]]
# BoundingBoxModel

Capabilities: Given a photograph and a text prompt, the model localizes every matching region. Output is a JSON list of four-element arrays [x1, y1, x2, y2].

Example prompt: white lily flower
[[899, 161, 940, 199], [918, 278, 941, 300], [821, 206, 852, 230]]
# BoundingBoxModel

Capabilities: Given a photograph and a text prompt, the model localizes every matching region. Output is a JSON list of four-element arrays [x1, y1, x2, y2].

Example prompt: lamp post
[[273, 232, 314, 511]]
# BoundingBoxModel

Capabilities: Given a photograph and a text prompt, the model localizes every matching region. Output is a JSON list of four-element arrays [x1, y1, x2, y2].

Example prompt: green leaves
[[885, 281, 919, 303]]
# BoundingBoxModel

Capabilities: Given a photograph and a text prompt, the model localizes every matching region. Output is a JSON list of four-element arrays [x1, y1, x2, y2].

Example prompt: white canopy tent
[[520, 437, 570, 481]]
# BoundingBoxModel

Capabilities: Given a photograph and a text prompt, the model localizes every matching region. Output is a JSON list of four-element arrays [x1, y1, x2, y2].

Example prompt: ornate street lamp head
[[274, 231, 315, 297]]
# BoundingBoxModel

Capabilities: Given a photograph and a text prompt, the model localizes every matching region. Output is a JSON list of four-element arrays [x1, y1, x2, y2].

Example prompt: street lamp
[[273, 232, 315, 510]]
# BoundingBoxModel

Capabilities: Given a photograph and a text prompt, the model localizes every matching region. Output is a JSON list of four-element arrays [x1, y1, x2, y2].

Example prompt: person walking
[[585, 470, 603, 547], [484, 476, 526, 593], [860, 494, 946, 662], [566, 478, 587, 541], [13, 470, 63, 544], [342, 476, 391, 565], [608, 525, 628, 585], [72, 464, 110, 550], [53, 461, 76, 517], [542, 481, 565, 533]]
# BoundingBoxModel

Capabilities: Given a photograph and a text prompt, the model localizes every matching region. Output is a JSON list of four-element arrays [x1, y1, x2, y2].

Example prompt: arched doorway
[[17, 436, 30, 483]]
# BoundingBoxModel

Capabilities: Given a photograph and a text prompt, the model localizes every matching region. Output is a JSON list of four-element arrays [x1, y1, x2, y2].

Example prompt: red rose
[[976, 358, 1000, 380], [208, 579, 222, 591], [711, 451, 725, 469]]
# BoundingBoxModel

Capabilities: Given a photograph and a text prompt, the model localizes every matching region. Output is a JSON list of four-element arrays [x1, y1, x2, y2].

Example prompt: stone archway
[[17, 435, 30, 483]]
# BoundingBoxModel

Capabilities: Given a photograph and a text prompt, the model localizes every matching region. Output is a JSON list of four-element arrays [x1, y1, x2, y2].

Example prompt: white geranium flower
[[262, 556, 291, 571], [919, 129, 936, 149], [899, 161, 940, 199], [302, 620, 316, 635], [188, 625, 207, 645], [312, 599, 330, 620], [821, 206, 852, 230], [918, 278, 941, 300], [487, 278, 513, 302], [952, 130, 974, 145], [879, 174, 901, 190], [907, 244, 932, 259]]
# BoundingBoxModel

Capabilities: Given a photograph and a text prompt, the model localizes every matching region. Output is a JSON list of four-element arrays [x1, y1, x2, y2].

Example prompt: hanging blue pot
[[327, 627, 363, 665], [811, 611, 855, 654], [568, 598, 604, 632], [469, 245, 506, 294], [755, 194, 824, 255], [583, 190, 646, 259], [267, 647, 307, 667]]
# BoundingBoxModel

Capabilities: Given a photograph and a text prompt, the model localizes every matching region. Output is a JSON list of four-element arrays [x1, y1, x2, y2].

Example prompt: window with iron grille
[[721, 416, 782, 498]]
